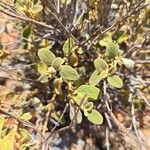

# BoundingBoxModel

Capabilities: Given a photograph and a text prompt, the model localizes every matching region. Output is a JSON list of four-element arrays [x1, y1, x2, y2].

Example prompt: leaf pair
[[89, 57, 108, 86]]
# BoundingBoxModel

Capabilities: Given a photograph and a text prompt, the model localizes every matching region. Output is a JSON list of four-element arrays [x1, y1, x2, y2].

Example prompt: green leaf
[[99, 33, 112, 46], [32, 4, 43, 14], [38, 75, 49, 83], [52, 57, 64, 70], [89, 70, 102, 86], [87, 109, 103, 125], [106, 41, 120, 59], [99, 34, 120, 59], [122, 58, 135, 69], [22, 25, 32, 38], [77, 85, 100, 100], [38, 47, 56, 66], [37, 61, 48, 75], [0, 116, 5, 136], [107, 75, 123, 88], [20, 112, 32, 121], [117, 32, 128, 44], [73, 92, 88, 106], [61, 0, 71, 5], [69, 104, 82, 124], [94, 57, 108, 72], [60, 65, 79, 81], [63, 38, 74, 56]]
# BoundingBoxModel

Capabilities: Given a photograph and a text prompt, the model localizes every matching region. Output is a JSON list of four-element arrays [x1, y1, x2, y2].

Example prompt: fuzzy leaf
[[63, 38, 74, 56], [106, 41, 119, 59], [107, 75, 123, 88], [77, 85, 100, 100], [89, 70, 102, 86], [38, 47, 56, 65], [52, 57, 64, 70], [122, 58, 135, 69], [38, 75, 49, 83], [60, 65, 79, 81], [32, 4, 43, 14], [37, 61, 48, 75], [94, 57, 108, 72], [87, 109, 103, 125]]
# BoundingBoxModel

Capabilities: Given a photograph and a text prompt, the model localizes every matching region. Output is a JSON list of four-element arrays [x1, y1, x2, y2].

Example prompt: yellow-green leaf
[[87, 109, 103, 125], [77, 85, 100, 100], [20, 112, 32, 121], [32, 4, 43, 14], [60, 65, 79, 81], [37, 61, 48, 75], [94, 57, 108, 72], [38, 47, 56, 66], [38, 75, 49, 83], [89, 70, 102, 86], [52, 57, 64, 70], [107, 75, 123, 88], [63, 38, 74, 56]]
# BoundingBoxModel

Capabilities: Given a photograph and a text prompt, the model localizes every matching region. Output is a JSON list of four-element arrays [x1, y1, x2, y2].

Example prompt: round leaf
[[107, 75, 123, 88], [94, 57, 108, 72], [37, 61, 48, 75], [89, 70, 102, 86], [87, 109, 103, 125], [38, 47, 56, 66], [77, 85, 101, 100], [60, 65, 79, 81], [52, 57, 64, 70]]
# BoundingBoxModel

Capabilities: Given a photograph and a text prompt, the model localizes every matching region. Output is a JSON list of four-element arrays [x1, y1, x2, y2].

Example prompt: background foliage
[[0, 0, 149, 149]]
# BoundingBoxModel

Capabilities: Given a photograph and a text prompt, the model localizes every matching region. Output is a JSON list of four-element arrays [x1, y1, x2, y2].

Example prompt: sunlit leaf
[[32, 4, 43, 14], [38, 75, 49, 83], [77, 85, 100, 100], [37, 61, 48, 75], [63, 38, 74, 56], [38, 47, 56, 66], [87, 109, 103, 125], [107, 75, 123, 88], [89, 70, 102, 86], [122, 58, 135, 69], [94, 57, 108, 72], [60, 65, 79, 81], [52, 57, 64, 70], [61, 0, 71, 5], [20, 112, 32, 121]]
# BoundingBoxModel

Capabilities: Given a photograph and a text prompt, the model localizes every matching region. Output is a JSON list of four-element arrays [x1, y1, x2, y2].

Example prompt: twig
[[137, 89, 150, 109], [0, 107, 42, 135]]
